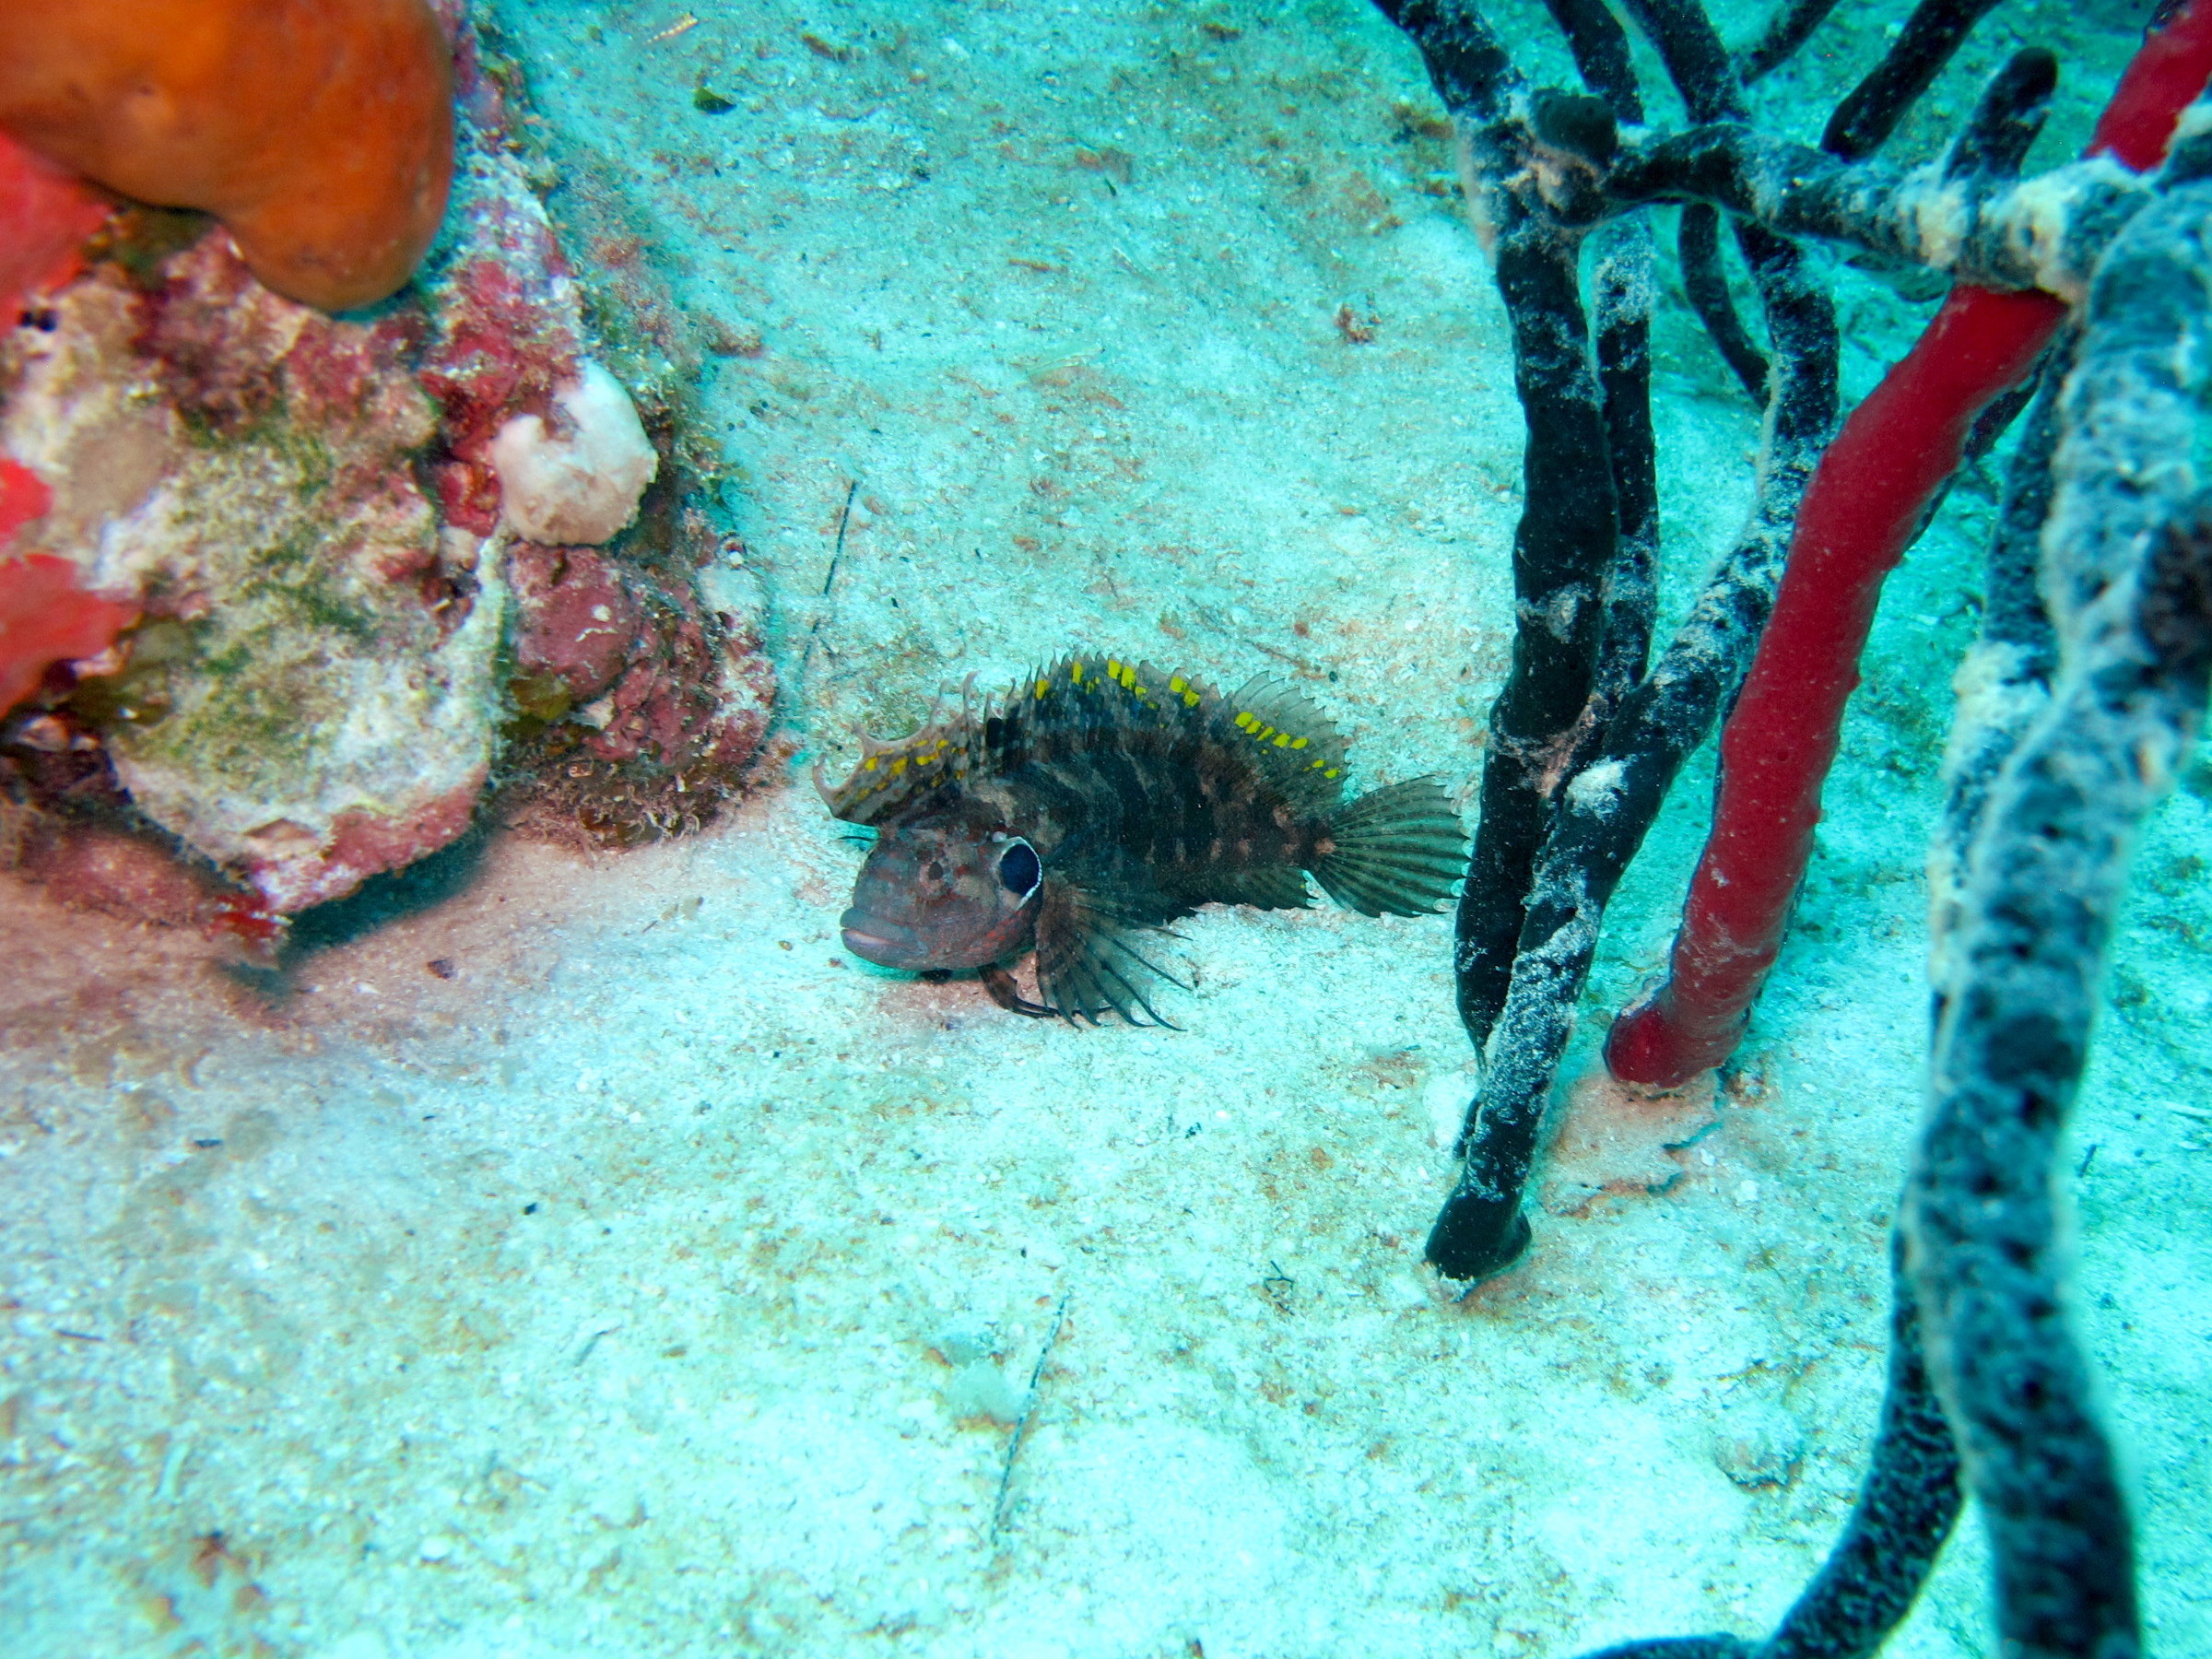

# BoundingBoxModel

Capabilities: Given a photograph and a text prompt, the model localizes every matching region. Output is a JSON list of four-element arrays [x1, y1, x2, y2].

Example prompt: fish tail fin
[[1312, 777, 1467, 918]]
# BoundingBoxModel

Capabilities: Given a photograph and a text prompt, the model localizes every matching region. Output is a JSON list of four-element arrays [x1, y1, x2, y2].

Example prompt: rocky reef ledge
[[0, 2, 772, 939]]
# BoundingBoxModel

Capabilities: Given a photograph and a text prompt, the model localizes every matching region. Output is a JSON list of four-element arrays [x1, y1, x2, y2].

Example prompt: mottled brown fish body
[[825, 653, 1466, 1024]]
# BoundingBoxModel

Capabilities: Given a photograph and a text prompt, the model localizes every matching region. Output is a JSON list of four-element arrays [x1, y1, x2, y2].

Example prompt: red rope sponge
[[1606, 0, 2212, 1088]]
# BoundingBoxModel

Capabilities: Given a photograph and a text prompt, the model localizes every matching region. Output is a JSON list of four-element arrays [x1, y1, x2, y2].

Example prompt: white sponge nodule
[[491, 360, 659, 546]]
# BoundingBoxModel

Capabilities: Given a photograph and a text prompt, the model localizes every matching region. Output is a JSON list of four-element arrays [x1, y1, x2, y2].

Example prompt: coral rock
[[509, 542, 644, 705], [3, 238, 506, 912], [502, 525, 772, 847], [0, 1, 771, 913], [0, 0, 453, 311], [246, 775, 487, 913]]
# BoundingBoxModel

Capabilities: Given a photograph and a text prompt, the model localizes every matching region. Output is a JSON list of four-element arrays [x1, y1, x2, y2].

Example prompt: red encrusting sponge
[[0, 459, 139, 715], [0, 127, 112, 321], [2, 124, 138, 720]]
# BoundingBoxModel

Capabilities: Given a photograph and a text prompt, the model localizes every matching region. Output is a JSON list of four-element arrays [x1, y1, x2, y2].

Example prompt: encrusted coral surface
[[0, 2, 772, 916], [419, 145, 587, 535], [4, 238, 508, 912]]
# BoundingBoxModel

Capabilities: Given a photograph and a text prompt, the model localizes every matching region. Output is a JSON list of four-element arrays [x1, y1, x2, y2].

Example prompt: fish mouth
[[840, 912, 930, 970]]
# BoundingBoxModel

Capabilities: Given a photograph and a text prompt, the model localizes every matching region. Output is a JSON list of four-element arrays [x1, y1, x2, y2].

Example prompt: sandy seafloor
[[3, 1, 2208, 1656]]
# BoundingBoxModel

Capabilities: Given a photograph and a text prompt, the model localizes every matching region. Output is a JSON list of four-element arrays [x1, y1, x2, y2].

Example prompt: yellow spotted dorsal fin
[[1218, 673, 1350, 803], [818, 677, 981, 826]]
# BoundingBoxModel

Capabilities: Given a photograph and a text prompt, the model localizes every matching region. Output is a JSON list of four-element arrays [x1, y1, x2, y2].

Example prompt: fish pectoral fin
[[1031, 881, 1185, 1029], [981, 964, 1054, 1018]]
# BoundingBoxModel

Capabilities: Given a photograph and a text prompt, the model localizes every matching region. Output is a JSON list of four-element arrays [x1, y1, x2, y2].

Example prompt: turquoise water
[[1, 3, 2206, 1655]]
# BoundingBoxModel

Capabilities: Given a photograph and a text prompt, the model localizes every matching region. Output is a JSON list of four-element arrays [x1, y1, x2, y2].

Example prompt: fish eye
[[995, 838, 1041, 899]]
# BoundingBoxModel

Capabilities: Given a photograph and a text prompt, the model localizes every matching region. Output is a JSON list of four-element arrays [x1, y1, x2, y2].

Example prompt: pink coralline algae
[[510, 542, 641, 703], [418, 156, 584, 535], [0, 4, 771, 924], [503, 534, 772, 847]]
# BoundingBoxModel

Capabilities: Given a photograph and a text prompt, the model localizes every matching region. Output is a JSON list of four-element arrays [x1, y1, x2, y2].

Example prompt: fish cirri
[[821, 653, 1467, 1025]]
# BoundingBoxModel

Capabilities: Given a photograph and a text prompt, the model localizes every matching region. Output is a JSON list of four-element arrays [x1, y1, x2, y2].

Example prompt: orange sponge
[[0, 0, 453, 312]]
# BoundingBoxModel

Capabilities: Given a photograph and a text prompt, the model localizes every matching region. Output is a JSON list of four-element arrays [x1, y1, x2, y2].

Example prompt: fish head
[[840, 815, 1044, 971]]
